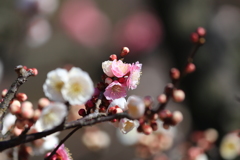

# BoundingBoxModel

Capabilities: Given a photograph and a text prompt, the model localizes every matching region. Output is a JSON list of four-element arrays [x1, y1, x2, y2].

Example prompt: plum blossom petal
[[127, 95, 145, 119], [43, 68, 68, 102], [104, 81, 127, 100], [220, 133, 240, 160], [108, 97, 127, 111], [111, 60, 131, 78], [61, 67, 94, 105], [46, 144, 72, 160], [119, 118, 137, 134], [127, 61, 142, 90], [36, 102, 67, 131], [2, 113, 16, 135], [102, 60, 114, 77], [195, 153, 208, 160]]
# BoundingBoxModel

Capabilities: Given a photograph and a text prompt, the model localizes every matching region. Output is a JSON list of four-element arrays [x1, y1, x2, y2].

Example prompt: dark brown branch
[[0, 65, 35, 136], [0, 113, 131, 152]]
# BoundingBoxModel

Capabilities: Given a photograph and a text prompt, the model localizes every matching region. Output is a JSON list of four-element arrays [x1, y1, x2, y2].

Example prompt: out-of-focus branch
[[0, 112, 131, 152]]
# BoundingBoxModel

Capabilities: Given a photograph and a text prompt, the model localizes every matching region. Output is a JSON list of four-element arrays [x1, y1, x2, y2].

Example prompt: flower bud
[[31, 68, 38, 76], [1, 89, 7, 98], [172, 111, 183, 125], [38, 98, 50, 109], [21, 101, 34, 119], [105, 77, 113, 84], [120, 47, 130, 57], [16, 93, 28, 102], [185, 63, 196, 74], [9, 100, 21, 115], [33, 109, 41, 121], [78, 108, 86, 117], [191, 32, 199, 43], [158, 94, 167, 104], [142, 124, 153, 135], [172, 89, 185, 102], [109, 54, 117, 61], [170, 68, 180, 80], [196, 27, 206, 37]]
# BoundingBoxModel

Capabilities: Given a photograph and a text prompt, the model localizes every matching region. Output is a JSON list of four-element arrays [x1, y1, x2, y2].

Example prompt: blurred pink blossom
[[60, 0, 111, 47], [114, 11, 163, 53]]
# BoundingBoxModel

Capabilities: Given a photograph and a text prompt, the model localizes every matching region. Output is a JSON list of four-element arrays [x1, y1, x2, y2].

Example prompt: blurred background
[[1, 0, 240, 159]]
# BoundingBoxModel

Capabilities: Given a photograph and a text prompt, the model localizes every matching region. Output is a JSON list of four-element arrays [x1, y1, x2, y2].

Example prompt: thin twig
[[45, 126, 81, 160]]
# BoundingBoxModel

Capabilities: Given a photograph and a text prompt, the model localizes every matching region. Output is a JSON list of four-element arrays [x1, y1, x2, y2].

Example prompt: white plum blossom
[[2, 113, 16, 135], [119, 118, 137, 134], [102, 60, 114, 77], [43, 68, 68, 102], [61, 67, 94, 105], [108, 97, 127, 111], [195, 153, 208, 160], [220, 133, 240, 160], [82, 127, 110, 151], [116, 127, 141, 146], [32, 134, 59, 155], [126, 95, 145, 119], [36, 102, 67, 131]]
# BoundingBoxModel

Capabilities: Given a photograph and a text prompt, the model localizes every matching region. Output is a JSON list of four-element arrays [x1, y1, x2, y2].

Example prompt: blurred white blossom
[[2, 113, 16, 135], [82, 127, 110, 151], [35, 102, 67, 131], [220, 133, 240, 160], [126, 95, 145, 119]]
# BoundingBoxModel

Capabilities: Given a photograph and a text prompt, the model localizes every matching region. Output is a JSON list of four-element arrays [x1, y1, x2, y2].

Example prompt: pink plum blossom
[[111, 60, 131, 78], [46, 144, 72, 160], [127, 61, 142, 90], [104, 81, 127, 100]]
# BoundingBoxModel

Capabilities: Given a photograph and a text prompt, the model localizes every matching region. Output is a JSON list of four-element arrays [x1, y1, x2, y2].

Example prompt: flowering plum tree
[[0, 27, 206, 160]]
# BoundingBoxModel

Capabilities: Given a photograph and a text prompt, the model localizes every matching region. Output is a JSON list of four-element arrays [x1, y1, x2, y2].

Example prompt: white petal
[[62, 67, 94, 105], [36, 102, 67, 131], [108, 97, 127, 111], [119, 118, 137, 134], [127, 95, 145, 118]]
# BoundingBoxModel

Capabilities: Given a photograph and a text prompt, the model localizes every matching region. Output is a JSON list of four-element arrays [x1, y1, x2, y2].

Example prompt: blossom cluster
[[0, 46, 188, 160], [43, 67, 94, 105]]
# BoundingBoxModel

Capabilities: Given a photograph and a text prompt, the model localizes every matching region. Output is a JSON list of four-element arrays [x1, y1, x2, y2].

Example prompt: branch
[[0, 65, 36, 136], [0, 112, 131, 152]]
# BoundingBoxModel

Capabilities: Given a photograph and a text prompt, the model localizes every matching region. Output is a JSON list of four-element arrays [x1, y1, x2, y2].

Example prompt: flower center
[[124, 121, 134, 132], [112, 85, 121, 93], [54, 81, 64, 91], [227, 142, 236, 150], [43, 112, 57, 125], [128, 104, 138, 115], [70, 82, 82, 94]]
